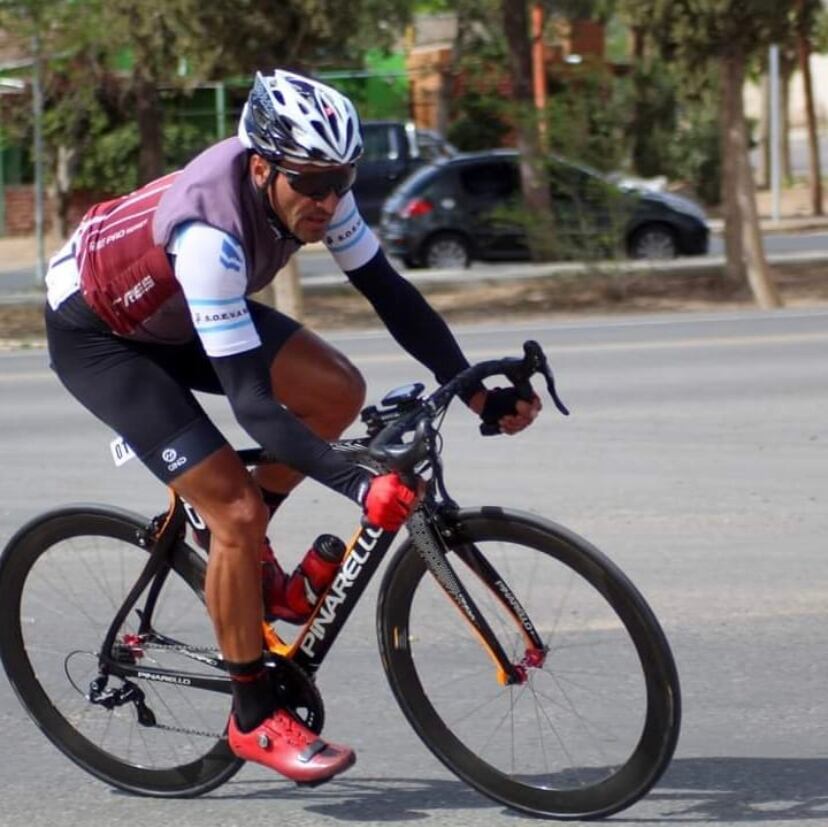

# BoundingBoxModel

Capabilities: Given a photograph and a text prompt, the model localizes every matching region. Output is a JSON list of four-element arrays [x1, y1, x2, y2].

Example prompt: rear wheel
[[377, 508, 680, 819], [421, 232, 471, 269], [0, 506, 242, 797]]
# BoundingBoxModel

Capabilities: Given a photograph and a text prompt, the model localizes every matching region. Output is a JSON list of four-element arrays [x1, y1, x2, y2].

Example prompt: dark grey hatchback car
[[378, 149, 709, 269]]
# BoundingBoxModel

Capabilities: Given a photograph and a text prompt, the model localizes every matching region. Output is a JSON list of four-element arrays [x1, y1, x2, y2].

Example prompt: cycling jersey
[[47, 138, 372, 345]]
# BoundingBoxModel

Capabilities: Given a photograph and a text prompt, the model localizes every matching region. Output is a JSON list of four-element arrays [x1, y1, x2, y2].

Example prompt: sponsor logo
[[137, 671, 192, 686], [219, 237, 242, 272], [192, 306, 249, 326], [121, 275, 155, 307], [183, 500, 207, 530], [89, 220, 148, 252], [91, 228, 125, 250], [495, 580, 535, 632], [326, 219, 363, 247], [162, 447, 187, 473], [298, 526, 383, 658]]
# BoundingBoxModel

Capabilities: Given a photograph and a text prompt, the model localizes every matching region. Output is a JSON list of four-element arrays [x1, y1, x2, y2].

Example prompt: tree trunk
[[722, 53, 783, 309], [781, 53, 794, 183], [755, 73, 770, 189], [53, 144, 75, 239], [797, 21, 823, 215], [274, 257, 304, 321], [134, 75, 165, 185], [500, 0, 553, 259], [720, 58, 745, 286], [249, 257, 304, 320]]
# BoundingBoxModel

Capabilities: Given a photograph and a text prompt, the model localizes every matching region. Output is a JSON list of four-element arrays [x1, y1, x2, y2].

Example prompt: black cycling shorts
[[45, 292, 302, 483]]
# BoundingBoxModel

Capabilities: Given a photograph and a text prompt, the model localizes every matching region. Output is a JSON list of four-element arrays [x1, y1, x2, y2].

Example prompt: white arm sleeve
[[324, 192, 380, 271], [169, 222, 261, 357]]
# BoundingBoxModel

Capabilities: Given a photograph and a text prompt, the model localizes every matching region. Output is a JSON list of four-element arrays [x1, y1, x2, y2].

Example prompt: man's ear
[[249, 154, 271, 188]]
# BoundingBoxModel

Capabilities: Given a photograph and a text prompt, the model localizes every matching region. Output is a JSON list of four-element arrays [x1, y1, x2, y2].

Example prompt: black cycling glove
[[480, 387, 524, 429]]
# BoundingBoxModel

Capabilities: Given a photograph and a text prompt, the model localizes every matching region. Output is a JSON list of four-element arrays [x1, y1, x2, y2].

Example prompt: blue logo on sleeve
[[219, 238, 243, 272]]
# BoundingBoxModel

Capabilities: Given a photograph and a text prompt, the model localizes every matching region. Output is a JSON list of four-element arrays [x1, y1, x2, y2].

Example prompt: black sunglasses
[[275, 164, 357, 201]]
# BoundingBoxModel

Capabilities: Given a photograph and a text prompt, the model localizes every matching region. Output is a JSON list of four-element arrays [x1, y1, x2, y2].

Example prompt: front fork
[[408, 506, 547, 686]]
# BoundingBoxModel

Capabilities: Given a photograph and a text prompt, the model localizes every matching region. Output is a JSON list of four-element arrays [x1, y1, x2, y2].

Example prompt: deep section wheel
[[0, 506, 242, 797], [377, 507, 680, 819]]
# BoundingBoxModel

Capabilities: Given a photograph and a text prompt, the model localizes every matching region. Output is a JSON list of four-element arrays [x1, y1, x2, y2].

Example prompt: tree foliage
[[0, 0, 414, 199]]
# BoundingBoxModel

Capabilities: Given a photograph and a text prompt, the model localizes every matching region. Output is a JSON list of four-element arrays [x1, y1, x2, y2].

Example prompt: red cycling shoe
[[228, 709, 356, 785]]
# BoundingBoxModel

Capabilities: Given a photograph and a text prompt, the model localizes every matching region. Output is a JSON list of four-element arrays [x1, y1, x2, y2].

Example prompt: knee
[[337, 359, 367, 421], [208, 488, 268, 549], [325, 357, 366, 429]]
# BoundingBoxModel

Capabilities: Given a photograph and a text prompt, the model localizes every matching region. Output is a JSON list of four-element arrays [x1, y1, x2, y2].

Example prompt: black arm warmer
[[210, 348, 369, 503], [346, 248, 475, 387]]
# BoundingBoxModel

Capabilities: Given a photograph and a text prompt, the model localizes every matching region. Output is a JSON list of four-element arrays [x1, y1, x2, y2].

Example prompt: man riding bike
[[44, 69, 540, 785]]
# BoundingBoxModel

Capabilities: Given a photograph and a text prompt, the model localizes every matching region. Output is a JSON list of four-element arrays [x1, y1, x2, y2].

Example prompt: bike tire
[[376, 507, 681, 820], [0, 505, 243, 797]]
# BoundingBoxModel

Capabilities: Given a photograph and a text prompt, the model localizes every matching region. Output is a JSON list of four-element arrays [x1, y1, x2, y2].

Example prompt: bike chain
[[122, 643, 323, 740], [125, 641, 227, 740]]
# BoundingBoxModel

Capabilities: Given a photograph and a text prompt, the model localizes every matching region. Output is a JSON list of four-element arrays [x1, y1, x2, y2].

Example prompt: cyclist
[[44, 69, 540, 785]]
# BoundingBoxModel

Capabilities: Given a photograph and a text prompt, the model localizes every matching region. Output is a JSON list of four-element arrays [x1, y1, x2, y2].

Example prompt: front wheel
[[628, 223, 678, 259], [376, 507, 680, 820]]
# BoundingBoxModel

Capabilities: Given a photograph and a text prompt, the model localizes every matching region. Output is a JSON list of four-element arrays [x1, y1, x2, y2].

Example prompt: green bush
[[446, 90, 511, 151]]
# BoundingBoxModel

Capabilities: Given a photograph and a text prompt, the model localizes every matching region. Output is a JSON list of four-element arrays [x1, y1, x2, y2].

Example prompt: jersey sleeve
[[323, 192, 380, 271], [170, 222, 261, 357]]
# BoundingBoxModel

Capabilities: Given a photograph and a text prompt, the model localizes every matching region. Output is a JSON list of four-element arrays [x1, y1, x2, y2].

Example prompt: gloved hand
[[478, 386, 542, 435], [362, 472, 418, 531]]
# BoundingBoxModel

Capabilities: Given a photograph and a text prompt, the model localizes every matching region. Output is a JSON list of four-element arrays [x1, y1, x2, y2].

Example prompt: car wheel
[[421, 233, 471, 269], [629, 224, 678, 260]]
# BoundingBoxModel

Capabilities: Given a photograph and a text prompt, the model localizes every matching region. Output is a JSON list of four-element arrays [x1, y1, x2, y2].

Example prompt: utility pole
[[532, 3, 547, 143], [769, 44, 781, 222], [32, 31, 46, 282]]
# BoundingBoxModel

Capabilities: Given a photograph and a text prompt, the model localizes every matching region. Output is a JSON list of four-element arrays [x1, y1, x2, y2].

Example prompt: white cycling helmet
[[238, 69, 363, 166]]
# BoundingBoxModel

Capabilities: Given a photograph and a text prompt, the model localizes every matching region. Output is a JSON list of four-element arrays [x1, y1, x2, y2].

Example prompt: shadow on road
[[198, 756, 828, 822]]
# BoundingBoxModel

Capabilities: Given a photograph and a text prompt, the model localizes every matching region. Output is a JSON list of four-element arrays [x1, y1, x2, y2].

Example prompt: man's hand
[[469, 387, 542, 435], [362, 472, 420, 530]]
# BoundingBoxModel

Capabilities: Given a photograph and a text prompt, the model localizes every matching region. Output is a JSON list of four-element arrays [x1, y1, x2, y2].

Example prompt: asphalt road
[[1, 309, 827, 826]]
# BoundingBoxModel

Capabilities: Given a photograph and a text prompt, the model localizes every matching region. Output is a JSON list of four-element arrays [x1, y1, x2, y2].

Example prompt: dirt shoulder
[[1, 263, 826, 350]]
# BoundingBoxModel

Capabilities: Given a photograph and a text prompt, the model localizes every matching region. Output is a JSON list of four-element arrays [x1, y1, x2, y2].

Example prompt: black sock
[[260, 488, 289, 521], [227, 656, 274, 732]]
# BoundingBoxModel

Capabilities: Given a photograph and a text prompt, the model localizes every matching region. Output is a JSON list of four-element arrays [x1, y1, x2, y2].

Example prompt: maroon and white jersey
[[45, 138, 378, 351]]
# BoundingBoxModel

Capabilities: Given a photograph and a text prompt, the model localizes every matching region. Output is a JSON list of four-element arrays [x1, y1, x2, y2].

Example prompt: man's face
[[257, 158, 354, 244]]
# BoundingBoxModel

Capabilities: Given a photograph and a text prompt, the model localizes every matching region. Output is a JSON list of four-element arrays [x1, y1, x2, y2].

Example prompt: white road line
[[2, 327, 826, 380]]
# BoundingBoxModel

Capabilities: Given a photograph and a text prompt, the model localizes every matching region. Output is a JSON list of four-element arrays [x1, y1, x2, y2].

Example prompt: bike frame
[[97, 436, 550, 696]]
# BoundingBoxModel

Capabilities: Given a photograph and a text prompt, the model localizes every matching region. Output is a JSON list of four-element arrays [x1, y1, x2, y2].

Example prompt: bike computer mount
[[360, 382, 425, 438]]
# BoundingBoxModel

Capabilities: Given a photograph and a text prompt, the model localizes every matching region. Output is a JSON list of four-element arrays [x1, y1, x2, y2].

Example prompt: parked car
[[353, 121, 457, 225], [378, 149, 709, 269]]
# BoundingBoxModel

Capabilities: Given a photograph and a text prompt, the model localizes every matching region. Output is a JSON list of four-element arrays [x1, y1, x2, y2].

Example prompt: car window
[[361, 125, 401, 162], [458, 162, 520, 200], [393, 164, 439, 197]]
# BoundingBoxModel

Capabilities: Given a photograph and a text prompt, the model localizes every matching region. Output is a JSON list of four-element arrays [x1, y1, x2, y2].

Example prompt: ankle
[[227, 657, 273, 732]]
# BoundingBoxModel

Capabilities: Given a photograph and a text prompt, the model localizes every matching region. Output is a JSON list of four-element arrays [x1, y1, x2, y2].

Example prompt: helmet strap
[[252, 161, 302, 244]]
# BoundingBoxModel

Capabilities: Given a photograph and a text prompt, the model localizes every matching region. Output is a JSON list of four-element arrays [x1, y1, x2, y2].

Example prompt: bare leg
[[170, 446, 266, 662], [253, 327, 366, 496]]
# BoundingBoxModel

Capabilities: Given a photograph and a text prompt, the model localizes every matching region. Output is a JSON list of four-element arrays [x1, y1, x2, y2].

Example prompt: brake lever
[[522, 340, 569, 416]]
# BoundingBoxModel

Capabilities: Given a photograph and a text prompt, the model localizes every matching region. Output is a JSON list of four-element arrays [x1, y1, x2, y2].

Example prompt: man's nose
[[316, 191, 339, 212]]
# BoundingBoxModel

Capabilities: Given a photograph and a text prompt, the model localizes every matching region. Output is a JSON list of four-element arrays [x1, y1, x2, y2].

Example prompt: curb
[[2, 250, 828, 307]]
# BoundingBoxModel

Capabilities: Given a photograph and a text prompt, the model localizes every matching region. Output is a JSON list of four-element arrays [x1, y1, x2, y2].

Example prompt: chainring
[[264, 655, 325, 734]]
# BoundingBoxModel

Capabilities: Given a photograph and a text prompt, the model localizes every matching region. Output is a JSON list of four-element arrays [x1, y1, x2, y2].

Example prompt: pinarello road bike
[[0, 341, 680, 820]]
